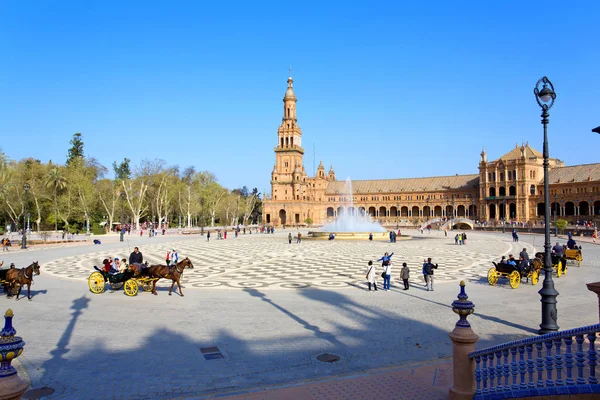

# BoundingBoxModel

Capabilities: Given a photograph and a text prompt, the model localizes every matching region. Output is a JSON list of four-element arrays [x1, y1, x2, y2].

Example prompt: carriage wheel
[[556, 261, 562, 278], [531, 270, 540, 286], [88, 272, 105, 294], [509, 271, 521, 289], [487, 268, 498, 286], [141, 280, 153, 292], [111, 282, 124, 291], [124, 279, 138, 296]]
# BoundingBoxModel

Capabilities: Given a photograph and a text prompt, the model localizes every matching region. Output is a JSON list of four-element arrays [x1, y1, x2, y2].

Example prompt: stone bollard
[[449, 281, 479, 400], [0, 309, 27, 400], [586, 282, 600, 323]]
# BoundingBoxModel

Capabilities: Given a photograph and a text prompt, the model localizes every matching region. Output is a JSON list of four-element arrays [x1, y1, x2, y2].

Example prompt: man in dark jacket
[[129, 247, 143, 266], [424, 257, 438, 291]]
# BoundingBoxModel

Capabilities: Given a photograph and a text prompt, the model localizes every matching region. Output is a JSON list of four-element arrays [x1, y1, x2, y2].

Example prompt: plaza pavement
[[2, 229, 599, 399]]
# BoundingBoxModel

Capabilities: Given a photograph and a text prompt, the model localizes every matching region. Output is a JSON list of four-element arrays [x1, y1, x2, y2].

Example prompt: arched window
[[291, 137, 294, 146], [281, 138, 284, 147], [489, 187, 496, 197], [530, 185, 536, 195], [285, 137, 289, 147], [499, 186, 506, 196], [509, 186, 516, 196]]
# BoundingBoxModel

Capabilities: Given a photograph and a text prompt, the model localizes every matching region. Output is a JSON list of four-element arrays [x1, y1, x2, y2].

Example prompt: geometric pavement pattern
[[42, 231, 537, 290]]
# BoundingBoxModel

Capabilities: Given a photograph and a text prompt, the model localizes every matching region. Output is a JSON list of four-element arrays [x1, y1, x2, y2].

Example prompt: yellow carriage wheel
[[487, 268, 498, 286], [509, 271, 521, 289], [141, 280, 153, 292], [88, 272, 105, 294], [531, 270, 540, 285], [124, 279, 138, 296], [556, 261, 562, 278]]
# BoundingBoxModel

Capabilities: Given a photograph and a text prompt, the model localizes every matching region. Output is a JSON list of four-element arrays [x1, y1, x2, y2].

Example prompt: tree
[[46, 165, 67, 231], [66, 133, 85, 166], [113, 157, 132, 181], [556, 219, 568, 234]]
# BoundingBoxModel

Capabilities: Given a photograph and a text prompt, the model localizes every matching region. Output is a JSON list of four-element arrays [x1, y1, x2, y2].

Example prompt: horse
[[6, 261, 41, 300], [148, 257, 194, 296]]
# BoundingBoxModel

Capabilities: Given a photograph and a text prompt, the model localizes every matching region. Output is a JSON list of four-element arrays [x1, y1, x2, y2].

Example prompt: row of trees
[[0, 133, 262, 233]]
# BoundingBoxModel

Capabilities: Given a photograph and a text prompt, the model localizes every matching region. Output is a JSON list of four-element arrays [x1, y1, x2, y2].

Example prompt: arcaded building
[[263, 76, 600, 228]]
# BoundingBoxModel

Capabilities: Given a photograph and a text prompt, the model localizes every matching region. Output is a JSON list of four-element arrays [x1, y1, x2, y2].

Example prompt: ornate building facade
[[263, 76, 600, 228]]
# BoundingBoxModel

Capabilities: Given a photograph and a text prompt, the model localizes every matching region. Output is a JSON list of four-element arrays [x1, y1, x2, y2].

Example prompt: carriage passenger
[[567, 237, 577, 250], [129, 247, 143, 267], [507, 254, 517, 266], [110, 258, 121, 274], [499, 256, 507, 265], [102, 258, 112, 273]]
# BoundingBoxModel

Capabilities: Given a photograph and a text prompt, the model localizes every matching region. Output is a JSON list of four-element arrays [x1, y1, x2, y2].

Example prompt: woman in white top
[[366, 260, 378, 291]]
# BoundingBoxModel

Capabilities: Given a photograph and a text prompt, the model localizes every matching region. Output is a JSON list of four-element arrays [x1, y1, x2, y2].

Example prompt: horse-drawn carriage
[[488, 259, 542, 289], [533, 252, 566, 277], [564, 248, 583, 267], [88, 264, 157, 296], [1, 261, 41, 299], [88, 257, 194, 296]]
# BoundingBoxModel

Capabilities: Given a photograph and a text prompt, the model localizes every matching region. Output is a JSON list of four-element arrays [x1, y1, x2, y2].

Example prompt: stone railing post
[[0, 309, 27, 400], [586, 282, 600, 323], [449, 281, 479, 400]]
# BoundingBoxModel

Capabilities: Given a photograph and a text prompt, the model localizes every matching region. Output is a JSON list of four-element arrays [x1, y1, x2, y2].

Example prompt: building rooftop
[[325, 174, 480, 195]]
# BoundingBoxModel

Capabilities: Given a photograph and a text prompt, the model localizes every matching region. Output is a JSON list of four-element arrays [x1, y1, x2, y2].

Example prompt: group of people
[[453, 233, 467, 245], [366, 252, 438, 292], [101, 247, 145, 275], [287, 232, 302, 243]]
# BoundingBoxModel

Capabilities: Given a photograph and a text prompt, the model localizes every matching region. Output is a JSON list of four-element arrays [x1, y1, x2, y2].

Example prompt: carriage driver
[[129, 247, 144, 268]]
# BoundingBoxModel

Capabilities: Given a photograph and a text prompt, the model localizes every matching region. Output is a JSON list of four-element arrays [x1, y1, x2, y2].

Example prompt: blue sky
[[1, 1, 598, 193]]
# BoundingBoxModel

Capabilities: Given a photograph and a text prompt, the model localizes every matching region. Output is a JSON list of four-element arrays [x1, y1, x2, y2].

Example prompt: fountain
[[309, 178, 411, 240]]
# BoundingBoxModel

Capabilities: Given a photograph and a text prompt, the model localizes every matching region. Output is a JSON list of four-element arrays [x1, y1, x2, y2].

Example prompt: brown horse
[[6, 261, 41, 300], [148, 257, 194, 296]]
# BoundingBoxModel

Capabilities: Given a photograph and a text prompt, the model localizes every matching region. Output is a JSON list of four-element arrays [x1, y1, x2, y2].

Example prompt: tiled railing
[[468, 324, 600, 399]]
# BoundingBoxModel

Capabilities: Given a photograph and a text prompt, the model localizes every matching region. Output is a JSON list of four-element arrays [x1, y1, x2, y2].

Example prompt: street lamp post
[[201, 198, 205, 236], [120, 191, 125, 242], [21, 183, 30, 249], [534, 76, 559, 334]]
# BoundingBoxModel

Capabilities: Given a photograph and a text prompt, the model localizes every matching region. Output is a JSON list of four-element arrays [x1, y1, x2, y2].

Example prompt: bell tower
[[271, 73, 305, 201]]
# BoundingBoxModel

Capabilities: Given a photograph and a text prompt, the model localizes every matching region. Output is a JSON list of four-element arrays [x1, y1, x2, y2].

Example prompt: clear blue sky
[[1, 1, 598, 194]]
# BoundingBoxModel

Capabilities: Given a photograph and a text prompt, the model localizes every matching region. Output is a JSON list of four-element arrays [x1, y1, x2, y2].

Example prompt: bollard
[[449, 281, 479, 400], [586, 282, 600, 323], [0, 309, 27, 400]]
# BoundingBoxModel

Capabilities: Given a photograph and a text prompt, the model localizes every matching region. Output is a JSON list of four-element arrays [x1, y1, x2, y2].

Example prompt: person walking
[[593, 228, 598, 243], [288, 232, 292, 244], [400, 262, 410, 290], [296, 232, 302, 244], [382, 262, 392, 291], [462, 232, 467, 245], [2, 237, 8, 252], [207, 231, 211, 241], [424, 257, 438, 291], [366, 260, 377, 291]]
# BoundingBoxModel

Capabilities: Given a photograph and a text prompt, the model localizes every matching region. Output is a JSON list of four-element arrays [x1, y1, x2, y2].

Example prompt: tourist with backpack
[[423, 257, 438, 291]]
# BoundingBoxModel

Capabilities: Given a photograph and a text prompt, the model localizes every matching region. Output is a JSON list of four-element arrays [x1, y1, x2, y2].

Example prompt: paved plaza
[[2, 229, 600, 399]]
